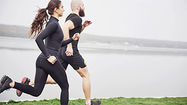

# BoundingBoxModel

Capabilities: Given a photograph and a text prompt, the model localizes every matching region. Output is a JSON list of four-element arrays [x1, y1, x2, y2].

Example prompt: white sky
[[0, 0, 187, 41]]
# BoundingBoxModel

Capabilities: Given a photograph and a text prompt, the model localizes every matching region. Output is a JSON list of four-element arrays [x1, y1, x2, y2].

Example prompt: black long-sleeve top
[[35, 16, 73, 58]]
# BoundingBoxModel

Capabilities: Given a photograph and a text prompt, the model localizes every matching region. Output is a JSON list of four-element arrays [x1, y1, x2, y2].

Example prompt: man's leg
[[76, 67, 91, 105], [29, 76, 56, 86]]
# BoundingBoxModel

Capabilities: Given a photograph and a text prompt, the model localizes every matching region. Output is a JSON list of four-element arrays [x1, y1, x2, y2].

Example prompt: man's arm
[[81, 24, 86, 32], [81, 20, 92, 33], [62, 20, 75, 56]]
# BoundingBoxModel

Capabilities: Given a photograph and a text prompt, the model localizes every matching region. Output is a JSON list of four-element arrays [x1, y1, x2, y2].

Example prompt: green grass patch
[[0, 97, 187, 105]]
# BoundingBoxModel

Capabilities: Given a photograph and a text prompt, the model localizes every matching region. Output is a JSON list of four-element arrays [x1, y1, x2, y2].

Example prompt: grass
[[0, 97, 187, 105]]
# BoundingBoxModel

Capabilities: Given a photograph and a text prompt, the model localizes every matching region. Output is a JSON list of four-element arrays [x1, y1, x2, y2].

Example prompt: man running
[[59, 0, 100, 104]]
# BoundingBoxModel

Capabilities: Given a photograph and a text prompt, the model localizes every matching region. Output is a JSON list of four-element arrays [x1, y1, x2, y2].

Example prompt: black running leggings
[[14, 55, 69, 105]]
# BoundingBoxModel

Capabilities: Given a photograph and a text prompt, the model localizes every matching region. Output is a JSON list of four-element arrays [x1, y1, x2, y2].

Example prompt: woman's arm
[[61, 37, 73, 47], [61, 33, 80, 47], [35, 22, 58, 58]]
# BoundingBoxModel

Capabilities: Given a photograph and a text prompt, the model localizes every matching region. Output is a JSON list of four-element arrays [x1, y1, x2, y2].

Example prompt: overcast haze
[[0, 0, 187, 41]]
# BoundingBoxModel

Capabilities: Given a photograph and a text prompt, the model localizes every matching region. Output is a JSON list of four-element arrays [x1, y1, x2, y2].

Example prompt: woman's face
[[55, 2, 64, 17]]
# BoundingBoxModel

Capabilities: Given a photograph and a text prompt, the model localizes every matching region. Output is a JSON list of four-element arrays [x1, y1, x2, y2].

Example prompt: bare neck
[[51, 14, 59, 20], [72, 10, 79, 16]]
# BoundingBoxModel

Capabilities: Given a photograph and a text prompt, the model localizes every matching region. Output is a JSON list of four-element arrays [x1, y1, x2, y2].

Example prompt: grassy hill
[[0, 97, 187, 105]]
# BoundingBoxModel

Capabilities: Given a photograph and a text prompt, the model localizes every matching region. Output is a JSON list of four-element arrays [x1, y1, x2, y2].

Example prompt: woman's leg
[[13, 67, 48, 96], [42, 60, 69, 105]]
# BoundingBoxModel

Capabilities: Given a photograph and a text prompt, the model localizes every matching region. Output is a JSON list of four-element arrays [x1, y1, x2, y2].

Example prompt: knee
[[32, 88, 42, 97], [83, 72, 90, 79], [77, 68, 90, 78], [61, 82, 69, 91], [33, 91, 42, 97], [64, 82, 69, 89]]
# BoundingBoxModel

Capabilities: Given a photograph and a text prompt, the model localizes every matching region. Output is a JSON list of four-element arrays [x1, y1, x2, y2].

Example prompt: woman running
[[0, 0, 80, 105]]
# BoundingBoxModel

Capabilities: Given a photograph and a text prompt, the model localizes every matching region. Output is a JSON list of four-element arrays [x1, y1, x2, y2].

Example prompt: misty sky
[[0, 0, 187, 41]]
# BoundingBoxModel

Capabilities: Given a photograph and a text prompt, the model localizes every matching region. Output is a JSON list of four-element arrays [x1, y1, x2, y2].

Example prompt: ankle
[[86, 100, 91, 105], [9, 81, 15, 88]]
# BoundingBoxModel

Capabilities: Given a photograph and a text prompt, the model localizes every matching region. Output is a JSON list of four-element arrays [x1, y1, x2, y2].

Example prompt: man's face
[[79, 4, 85, 17]]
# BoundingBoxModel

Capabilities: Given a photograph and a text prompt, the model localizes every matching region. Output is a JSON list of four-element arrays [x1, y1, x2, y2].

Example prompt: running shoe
[[0, 75, 12, 94], [0, 75, 8, 88], [16, 77, 30, 97], [86, 100, 102, 105]]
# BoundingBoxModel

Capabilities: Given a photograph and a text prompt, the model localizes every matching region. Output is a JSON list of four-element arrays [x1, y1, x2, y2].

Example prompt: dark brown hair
[[29, 0, 61, 38]]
